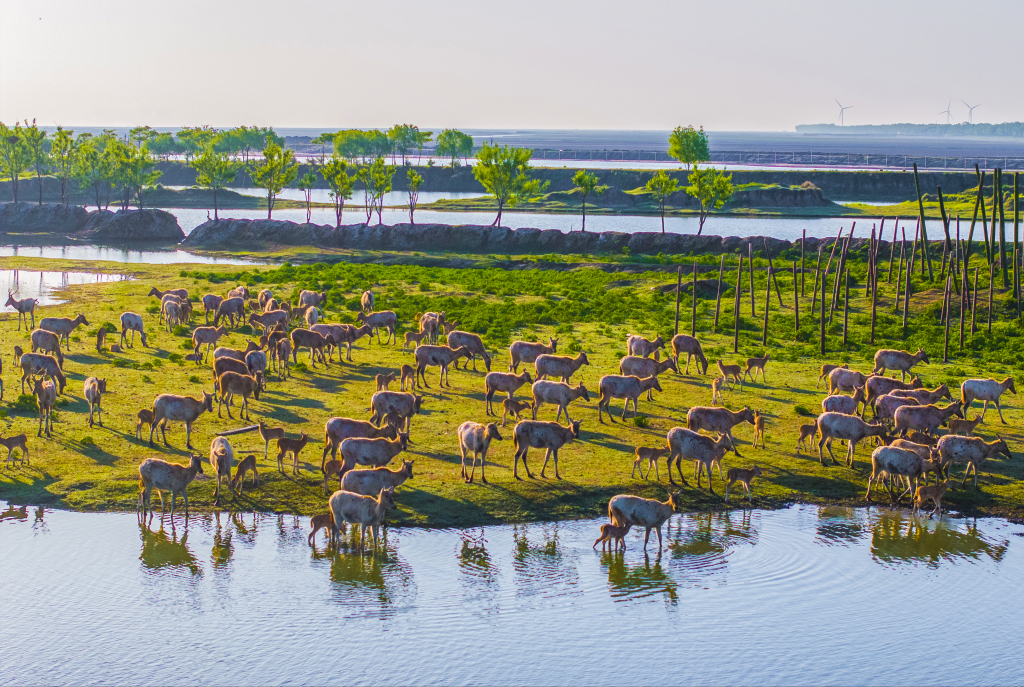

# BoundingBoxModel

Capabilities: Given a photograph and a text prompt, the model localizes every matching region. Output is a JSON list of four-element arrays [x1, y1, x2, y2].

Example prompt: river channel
[[1, 503, 1020, 685]]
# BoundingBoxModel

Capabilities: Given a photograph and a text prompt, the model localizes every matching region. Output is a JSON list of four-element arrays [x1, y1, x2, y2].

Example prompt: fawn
[[948, 415, 983, 437], [501, 398, 533, 427], [631, 446, 669, 480], [913, 480, 950, 519], [309, 512, 344, 546], [400, 364, 417, 391], [0, 433, 29, 467], [135, 409, 155, 440], [230, 454, 259, 494], [593, 521, 632, 551], [277, 432, 310, 475], [711, 377, 725, 406], [725, 465, 763, 503], [258, 420, 285, 461], [716, 359, 743, 389], [375, 372, 396, 391], [323, 459, 343, 495], [753, 411, 766, 449], [796, 423, 817, 453]]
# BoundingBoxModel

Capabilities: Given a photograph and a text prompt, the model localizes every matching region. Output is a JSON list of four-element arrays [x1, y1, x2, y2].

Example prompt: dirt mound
[[0, 203, 183, 242]]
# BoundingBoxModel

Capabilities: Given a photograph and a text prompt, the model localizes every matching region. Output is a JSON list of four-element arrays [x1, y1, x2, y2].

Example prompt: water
[[1, 503, 1020, 686], [0, 244, 259, 265], [168, 207, 904, 242], [0, 270, 130, 308], [182, 186, 487, 207]]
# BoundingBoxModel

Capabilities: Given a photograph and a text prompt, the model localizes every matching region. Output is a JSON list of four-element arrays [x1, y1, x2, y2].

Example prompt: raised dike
[[183, 217, 889, 256], [0, 203, 185, 241]]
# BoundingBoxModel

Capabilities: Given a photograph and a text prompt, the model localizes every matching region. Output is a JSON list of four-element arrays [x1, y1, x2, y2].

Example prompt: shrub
[[101, 322, 118, 333], [167, 353, 184, 364], [81, 436, 95, 446], [10, 395, 37, 412], [794, 405, 814, 417], [181, 340, 195, 350], [188, 375, 201, 383], [633, 414, 650, 428], [293, 362, 308, 372], [146, 305, 160, 314], [172, 325, 190, 337], [141, 375, 153, 384], [112, 358, 129, 368]]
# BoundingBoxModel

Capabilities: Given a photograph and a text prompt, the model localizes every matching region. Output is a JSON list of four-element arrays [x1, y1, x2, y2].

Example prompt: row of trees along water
[[0, 121, 733, 232]]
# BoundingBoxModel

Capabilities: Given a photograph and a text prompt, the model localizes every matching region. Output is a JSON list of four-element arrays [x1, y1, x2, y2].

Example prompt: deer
[[356, 310, 399, 345], [375, 371, 396, 391], [716, 360, 743, 389], [817, 363, 848, 389], [276, 432, 310, 475], [230, 454, 260, 495], [360, 290, 374, 314], [458, 421, 503, 483], [960, 377, 1016, 424], [935, 434, 1012, 489], [893, 402, 964, 438], [337, 433, 408, 478], [816, 412, 891, 467], [596, 375, 661, 423], [725, 465, 763, 503], [512, 419, 582, 480], [822, 386, 867, 416], [39, 313, 89, 350], [948, 415, 984, 436], [913, 481, 951, 519], [619, 355, 677, 399], [321, 417, 399, 469], [508, 337, 557, 373], [865, 445, 939, 504], [29, 329, 64, 369], [341, 459, 414, 497], [484, 369, 533, 416], [666, 427, 738, 490], [752, 411, 766, 448], [400, 363, 416, 391], [83, 377, 107, 428], [501, 398, 533, 428], [686, 406, 756, 443], [403, 330, 429, 352], [710, 376, 725, 406], [534, 350, 589, 383], [215, 371, 261, 421], [202, 294, 224, 324], [862, 374, 924, 416], [0, 433, 29, 468], [743, 353, 770, 384], [148, 286, 189, 301], [447, 330, 491, 371], [96, 327, 107, 353], [289, 329, 330, 368], [608, 491, 683, 551], [135, 409, 155, 440], [5, 292, 37, 330], [328, 487, 395, 554], [138, 453, 204, 518], [214, 297, 245, 328], [626, 334, 665, 358], [191, 326, 227, 364], [118, 312, 148, 348], [308, 513, 340, 547], [415, 344, 470, 388], [796, 423, 817, 453], [631, 446, 670, 480], [533, 380, 591, 424], [149, 392, 214, 450], [873, 348, 930, 381], [19, 353, 66, 396], [209, 436, 235, 507], [31, 377, 55, 439], [670, 334, 709, 375], [370, 391, 424, 434]]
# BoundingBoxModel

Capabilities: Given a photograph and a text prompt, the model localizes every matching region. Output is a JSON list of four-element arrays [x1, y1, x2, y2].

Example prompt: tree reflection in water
[[870, 511, 1009, 567], [512, 523, 581, 601], [816, 506, 866, 546], [326, 541, 416, 619], [138, 516, 202, 577]]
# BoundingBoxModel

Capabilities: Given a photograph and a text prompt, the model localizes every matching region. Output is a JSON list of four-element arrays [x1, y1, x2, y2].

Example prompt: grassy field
[[1, 246, 1023, 526]]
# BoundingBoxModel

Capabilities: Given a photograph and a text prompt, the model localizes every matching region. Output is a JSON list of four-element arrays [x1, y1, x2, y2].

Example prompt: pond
[[0, 244, 260, 266], [168, 207, 904, 243], [1, 503, 1020, 686], [0, 270, 130, 308]]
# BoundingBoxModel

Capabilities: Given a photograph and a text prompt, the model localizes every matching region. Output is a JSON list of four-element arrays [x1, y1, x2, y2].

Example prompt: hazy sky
[[1, 0, 1019, 131]]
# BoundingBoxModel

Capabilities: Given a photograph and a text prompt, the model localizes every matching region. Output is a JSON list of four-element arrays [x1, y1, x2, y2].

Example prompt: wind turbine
[[962, 100, 981, 124], [835, 99, 852, 126], [938, 101, 953, 124]]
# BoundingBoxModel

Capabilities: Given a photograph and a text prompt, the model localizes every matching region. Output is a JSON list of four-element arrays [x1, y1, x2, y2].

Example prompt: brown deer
[[276, 432, 310, 475]]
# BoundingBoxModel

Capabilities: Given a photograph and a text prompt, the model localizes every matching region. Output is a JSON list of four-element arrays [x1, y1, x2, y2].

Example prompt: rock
[[0, 202, 90, 234], [77, 208, 184, 241], [109, 344, 122, 353]]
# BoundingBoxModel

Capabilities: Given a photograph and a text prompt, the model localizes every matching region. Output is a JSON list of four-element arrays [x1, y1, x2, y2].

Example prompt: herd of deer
[[2, 280, 1018, 554]]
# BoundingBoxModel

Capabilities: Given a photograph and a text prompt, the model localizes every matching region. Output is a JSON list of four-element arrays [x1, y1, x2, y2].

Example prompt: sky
[[0, 0, 1020, 131]]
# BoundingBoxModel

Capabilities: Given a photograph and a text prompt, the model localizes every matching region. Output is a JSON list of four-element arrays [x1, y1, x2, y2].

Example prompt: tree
[[129, 126, 159, 149], [645, 171, 679, 234], [148, 132, 179, 160], [192, 146, 240, 220], [668, 125, 710, 171], [358, 157, 395, 225], [334, 130, 369, 161], [50, 127, 77, 206], [311, 133, 334, 164], [73, 136, 116, 210], [250, 142, 298, 219], [320, 156, 355, 227], [176, 126, 218, 161], [415, 129, 433, 164], [571, 170, 607, 232], [407, 168, 423, 224], [388, 124, 420, 165], [436, 129, 473, 168], [472, 143, 548, 227], [20, 119, 49, 205], [365, 130, 393, 161], [298, 169, 318, 224], [115, 142, 162, 209], [686, 164, 733, 236], [0, 121, 30, 202]]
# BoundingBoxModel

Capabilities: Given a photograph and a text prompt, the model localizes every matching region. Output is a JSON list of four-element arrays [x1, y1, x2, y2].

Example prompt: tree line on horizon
[[0, 121, 733, 234]]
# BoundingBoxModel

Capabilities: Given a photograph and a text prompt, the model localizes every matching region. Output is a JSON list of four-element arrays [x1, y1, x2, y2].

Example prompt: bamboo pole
[[870, 254, 878, 344], [988, 260, 994, 334], [991, 170, 1000, 274], [762, 263, 771, 345], [810, 246, 823, 316], [894, 230, 906, 313], [821, 226, 843, 299], [713, 254, 725, 333], [820, 256, 827, 356], [943, 274, 951, 362], [939, 240, 948, 284], [793, 261, 799, 332], [910, 219, 920, 277], [216, 424, 260, 437], [999, 168, 1008, 286], [691, 259, 697, 336], [968, 171, 986, 265], [800, 229, 806, 296], [977, 166, 991, 263], [830, 226, 854, 323], [748, 242, 755, 317], [937, 186, 952, 250], [971, 267, 979, 338], [842, 270, 850, 347], [887, 219, 898, 283], [673, 265, 682, 335], [1015, 172, 1020, 315], [763, 238, 784, 307], [734, 255, 743, 353], [865, 224, 876, 297], [912, 163, 934, 281], [903, 245, 913, 335], [960, 247, 967, 351]]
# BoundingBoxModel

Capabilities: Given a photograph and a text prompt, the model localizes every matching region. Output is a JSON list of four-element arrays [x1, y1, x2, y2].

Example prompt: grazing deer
[[230, 454, 259, 494], [593, 521, 632, 551], [725, 465, 763, 503]]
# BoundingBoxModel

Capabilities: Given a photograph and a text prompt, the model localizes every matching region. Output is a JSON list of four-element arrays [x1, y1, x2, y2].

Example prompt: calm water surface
[[1, 503, 1020, 686], [0, 270, 130, 308], [0, 244, 258, 265]]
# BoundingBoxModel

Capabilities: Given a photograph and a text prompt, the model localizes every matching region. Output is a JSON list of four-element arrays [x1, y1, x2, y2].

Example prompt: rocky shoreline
[[0, 203, 185, 242]]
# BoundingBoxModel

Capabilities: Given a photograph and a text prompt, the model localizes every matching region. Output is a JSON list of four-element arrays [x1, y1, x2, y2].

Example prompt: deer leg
[[540, 448, 552, 478], [480, 449, 488, 484], [685, 354, 691, 374], [995, 399, 1007, 424], [460, 445, 469, 482]]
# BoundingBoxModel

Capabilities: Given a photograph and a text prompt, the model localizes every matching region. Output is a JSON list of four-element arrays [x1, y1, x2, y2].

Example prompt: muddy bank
[[0, 203, 185, 242], [183, 217, 939, 257]]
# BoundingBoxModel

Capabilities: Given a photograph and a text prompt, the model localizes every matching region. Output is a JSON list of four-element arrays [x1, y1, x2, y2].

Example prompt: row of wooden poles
[[671, 165, 1022, 363]]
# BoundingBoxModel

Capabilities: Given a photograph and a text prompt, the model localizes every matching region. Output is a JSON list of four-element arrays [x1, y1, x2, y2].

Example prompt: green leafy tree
[[0, 121, 30, 202], [191, 146, 240, 220], [436, 129, 473, 168], [571, 170, 607, 232], [148, 132, 179, 160], [645, 171, 679, 234], [333, 130, 369, 161], [407, 168, 423, 224], [357, 157, 395, 225], [298, 169, 318, 223], [415, 129, 433, 164], [250, 142, 298, 219], [320, 156, 355, 227], [177, 126, 218, 161], [668, 125, 710, 171], [686, 164, 733, 235], [129, 126, 159, 149], [73, 135, 116, 210], [366, 130, 393, 161], [21, 119, 50, 205], [50, 127, 77, 206], [311, 133, 334, 164], [388, 124, 419, 165], [114, 142, 162, 209], [472, 143, 549, 226]]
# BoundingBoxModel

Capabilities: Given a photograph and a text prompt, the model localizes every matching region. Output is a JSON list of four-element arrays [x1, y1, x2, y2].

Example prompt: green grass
[[1, 251, 1023, 526]]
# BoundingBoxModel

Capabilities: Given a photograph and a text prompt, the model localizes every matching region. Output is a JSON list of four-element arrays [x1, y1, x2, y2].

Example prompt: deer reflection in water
[[870, 510, 1009, 567], [138, 517, 201, 577], [211, 512, 233, 569], [325, 541, 416, 617], [816, 506, 867, 546], [601, 551, 679, 604], [512, 524, 581, 600]]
